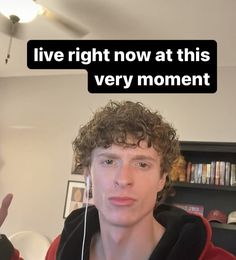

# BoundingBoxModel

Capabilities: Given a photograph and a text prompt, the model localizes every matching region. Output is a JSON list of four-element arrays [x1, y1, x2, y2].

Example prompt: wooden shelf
[[211, 222, 236, 231], [169, 141, 236, 255], [172, 182, 236, 192], [180, 141, 236, 153]]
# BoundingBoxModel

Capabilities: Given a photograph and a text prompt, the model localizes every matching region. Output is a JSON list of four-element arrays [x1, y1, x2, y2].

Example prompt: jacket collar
[[57, 204, 207, 260]]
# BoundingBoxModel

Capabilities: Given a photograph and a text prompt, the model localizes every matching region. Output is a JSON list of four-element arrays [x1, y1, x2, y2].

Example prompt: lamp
[[0, 0, 43, 63], [0, 0, 42, 23]]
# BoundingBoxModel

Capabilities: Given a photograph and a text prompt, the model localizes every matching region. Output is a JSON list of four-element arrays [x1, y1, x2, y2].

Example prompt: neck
[[90, 212, 165, 260]]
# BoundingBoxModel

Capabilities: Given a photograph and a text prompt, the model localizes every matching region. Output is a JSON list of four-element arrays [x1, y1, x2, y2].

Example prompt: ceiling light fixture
[[0, 0, 43, 63], [0, 0, 42, 23]]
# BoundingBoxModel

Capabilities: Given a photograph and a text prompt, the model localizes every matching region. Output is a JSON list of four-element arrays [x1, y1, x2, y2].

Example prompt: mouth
[[108, 196, 136, 206]]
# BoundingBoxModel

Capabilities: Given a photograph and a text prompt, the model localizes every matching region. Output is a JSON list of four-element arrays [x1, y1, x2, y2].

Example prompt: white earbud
[[86, 176, 90, 196]]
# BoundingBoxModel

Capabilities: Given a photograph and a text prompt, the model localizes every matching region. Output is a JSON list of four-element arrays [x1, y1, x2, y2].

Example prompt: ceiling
[[0, 0, 235, 78]]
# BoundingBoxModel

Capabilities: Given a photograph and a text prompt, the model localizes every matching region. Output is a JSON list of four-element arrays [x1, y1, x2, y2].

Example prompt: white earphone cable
[[81, 185, 89, 260]]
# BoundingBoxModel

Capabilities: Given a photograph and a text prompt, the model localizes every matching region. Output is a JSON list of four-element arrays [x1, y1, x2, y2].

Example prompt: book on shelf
[[190, 164, 195, 183], [231, 164, 236, 186], [225, 162, 231, 186], [194, 163, 198, 183], [215, 161, 220, 185], [206, 164, 211, 184], [186, 162, 191, 183], [178, 160, 236, 187], [202, 163, 207, 184], [219, 161, 225, 186], [197, 163, 202, 184], [210, 161, 216, 185]]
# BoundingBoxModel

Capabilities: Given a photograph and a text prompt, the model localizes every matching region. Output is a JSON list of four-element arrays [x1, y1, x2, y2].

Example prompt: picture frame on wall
[[63, 180, 85, 218]]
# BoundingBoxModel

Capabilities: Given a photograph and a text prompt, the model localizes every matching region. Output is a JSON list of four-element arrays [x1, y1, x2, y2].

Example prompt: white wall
[[0, 66, 235, 240]]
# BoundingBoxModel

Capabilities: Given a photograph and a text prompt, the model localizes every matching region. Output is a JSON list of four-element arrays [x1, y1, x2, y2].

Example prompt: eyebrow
[[131, 155, 157, 162], [95, 153, 120, 159], [96, 152, 157, 162]]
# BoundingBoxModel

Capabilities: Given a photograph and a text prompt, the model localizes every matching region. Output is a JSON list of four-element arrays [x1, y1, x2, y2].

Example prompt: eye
[[137, 161, 150, 169], [105, 159, 114, 165], [101, 159, 115, 167]]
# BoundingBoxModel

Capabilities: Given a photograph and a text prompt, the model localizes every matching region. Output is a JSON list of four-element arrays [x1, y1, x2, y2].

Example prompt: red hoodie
[[6, 205, 236, 260]]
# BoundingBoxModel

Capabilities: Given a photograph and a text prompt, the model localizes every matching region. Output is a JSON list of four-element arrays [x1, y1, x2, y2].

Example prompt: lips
[[109, 196, 136, 206]]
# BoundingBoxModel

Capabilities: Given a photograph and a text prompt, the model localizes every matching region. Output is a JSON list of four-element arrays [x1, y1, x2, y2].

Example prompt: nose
[[114, 163, 133, 188]]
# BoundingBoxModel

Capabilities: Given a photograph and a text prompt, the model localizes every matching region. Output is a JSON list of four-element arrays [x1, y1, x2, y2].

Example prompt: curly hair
[[72, 100, 180, 201]]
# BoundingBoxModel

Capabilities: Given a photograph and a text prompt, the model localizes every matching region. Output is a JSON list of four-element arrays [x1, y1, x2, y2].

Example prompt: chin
[[106, 214, 138, 227], [99, 207, 143, 227]]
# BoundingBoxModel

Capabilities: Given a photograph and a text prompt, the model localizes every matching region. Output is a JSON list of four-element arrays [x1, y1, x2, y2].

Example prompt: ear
[[157, 172, 167, 191]]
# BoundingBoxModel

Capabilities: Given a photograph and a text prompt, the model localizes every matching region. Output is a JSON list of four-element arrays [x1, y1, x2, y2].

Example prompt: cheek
[[137, 181, 158, 209], [148, 182, 160, 199], [140, 175, 164, 200], [91, 173, 110, 205], [137, 176, 158, 194], [92, 184, 102, 208]]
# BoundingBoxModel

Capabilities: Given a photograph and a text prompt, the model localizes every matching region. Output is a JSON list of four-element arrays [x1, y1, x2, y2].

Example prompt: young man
[[0, 101, 235, 260]]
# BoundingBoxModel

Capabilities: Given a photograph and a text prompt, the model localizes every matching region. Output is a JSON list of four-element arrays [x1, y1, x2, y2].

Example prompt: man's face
[[88, 140, 166, 227]]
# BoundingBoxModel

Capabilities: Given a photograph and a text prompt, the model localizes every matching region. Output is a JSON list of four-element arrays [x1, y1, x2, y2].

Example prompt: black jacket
[[1, 205, 235, 260], [56, 204, 208, 260]]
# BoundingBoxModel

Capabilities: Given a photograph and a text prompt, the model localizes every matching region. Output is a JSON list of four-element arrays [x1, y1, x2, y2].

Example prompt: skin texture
[[0, 193, 13, 228], [87, 141, 167, 260]]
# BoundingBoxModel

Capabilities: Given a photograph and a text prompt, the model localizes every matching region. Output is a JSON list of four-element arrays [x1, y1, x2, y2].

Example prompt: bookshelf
[[211, 222, 236, 231], [172, 181, 236, 192], [165, 141, 236, 255], [210, 222, 236, 254]]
